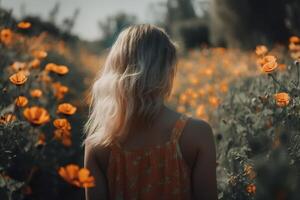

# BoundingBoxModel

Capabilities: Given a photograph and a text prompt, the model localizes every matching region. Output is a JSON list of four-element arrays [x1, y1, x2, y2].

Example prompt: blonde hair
[[84, 24, 177, 147]]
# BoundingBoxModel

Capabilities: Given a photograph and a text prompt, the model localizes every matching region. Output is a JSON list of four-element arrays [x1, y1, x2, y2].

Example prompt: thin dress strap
[[170, 114, 189, 142]]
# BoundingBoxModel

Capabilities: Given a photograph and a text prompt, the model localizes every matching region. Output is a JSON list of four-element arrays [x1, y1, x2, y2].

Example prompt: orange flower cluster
[[274, 92, 290, 107], [58, 164, 95, 188], [0, 113, 16, 124], [243, 165, 256, 180]]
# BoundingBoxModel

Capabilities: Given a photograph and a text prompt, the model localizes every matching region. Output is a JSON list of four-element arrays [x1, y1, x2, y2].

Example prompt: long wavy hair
[[84, 24, 178, 147]]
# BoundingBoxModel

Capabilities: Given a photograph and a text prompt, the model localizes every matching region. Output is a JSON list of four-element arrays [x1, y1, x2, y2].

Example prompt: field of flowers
[[1, 9, 300, 200]]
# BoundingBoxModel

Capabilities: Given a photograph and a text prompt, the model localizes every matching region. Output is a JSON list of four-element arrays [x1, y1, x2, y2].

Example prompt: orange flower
[[17, 21, 31, 29], [57, 103, 77, 115], [289, 36, 300, 44], [255, 45, 268, 56], [244, 165, 256, 180], [209, 96, 219, 107], [274, 92, 290, 107], [52, 82, 69, 100], [246, 183, 256, 194], [53, 118, 71, 131], [36, 133, 46, 146], [29, 59, 41, 68], [259, 55, 278, 73], [30, 89, 43, 98], [196, 104, 205, 118], [0, 113, 16, 124], [54, 129, 72, 146], [23, 106, 50, 125], [58, 164, 95, 188], [9, 71, 28, 85], [32, 50, 47, 59], [1, 28, 13, 45], [45, 63, 69, 75], [15, 96, 28, 107]]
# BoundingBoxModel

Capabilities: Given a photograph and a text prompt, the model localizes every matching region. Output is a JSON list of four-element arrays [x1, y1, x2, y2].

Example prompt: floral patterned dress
[[107, 114, 192, 200]]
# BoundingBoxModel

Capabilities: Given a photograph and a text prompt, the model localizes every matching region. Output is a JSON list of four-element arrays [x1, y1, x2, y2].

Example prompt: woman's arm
[[84, 143, 109, 200], [190, 120, 218, 200]]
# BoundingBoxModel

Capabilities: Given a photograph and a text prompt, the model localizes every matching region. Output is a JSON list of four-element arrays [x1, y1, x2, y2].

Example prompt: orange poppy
[[32, 50, 47, 59], [196, 104, 205, 118], [209, 96, 220, 107], [0, 113, 16, 124], [36, 133, 46, 146], [54, 129, 72, 146], [9, 71, 28, 85], [274, 92, 290, 107], [45, 63, 69, 75], [15, 96, 28, 107], [29, 59, 41, 68], [259, 55, 278, 73], [52, 82, 69, 100], [255, 45, 268, 56], [30, 89, 43, 98], [57, 103, 77, 115], [17, 21, 31, 29], [1, 28, 13, 45], [246, 184, 256, 194], [23, 106, 50, 125], [58, 164, 95, 188], [53, 118, 71, 131], [289, 36, 300, 44]]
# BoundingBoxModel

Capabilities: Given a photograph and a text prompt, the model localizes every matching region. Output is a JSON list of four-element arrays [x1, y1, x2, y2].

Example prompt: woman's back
[[85, 107, 217, 199]]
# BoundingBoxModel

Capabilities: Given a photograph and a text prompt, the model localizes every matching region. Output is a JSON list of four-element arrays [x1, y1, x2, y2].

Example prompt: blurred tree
[[62, 8, 80, 34], [98, 13, 137, 48], [210, 0, 293, 48], [48, 2, 60, 24]]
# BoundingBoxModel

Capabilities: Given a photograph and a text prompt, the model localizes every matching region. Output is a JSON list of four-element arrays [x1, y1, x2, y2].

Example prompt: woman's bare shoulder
[[179, 117, 215, 168]]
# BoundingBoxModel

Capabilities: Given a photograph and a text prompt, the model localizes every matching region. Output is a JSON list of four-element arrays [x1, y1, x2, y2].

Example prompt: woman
[[84, 24, 217, 200]]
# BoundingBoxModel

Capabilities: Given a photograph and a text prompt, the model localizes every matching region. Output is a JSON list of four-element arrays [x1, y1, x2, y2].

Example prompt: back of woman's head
[[84, 24, 177, 147]]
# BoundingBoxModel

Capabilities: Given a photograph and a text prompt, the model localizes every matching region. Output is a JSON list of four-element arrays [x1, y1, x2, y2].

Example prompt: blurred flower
[[11, 62, 27, 71], [196, 104, 205, 118], [9, 71, 28, 85], [36, 133, 46, 146], [32, 50, 47, 59], [289, 36, 300, 44], [274, 92, 290, 107], [57, 103, 77, 115], [29, 59, 41, 68], [52, 82, 69, 100], [53, 118, 71, 131], [246, 183, 256, 194], [58, 164, 95, 188], [0, 113, 16, 124], [30, 89, 43, 98], [244, 165, 256, 180], [255, 45, 268, 56], [258, 55, 278, 73], [23, 106, 50, 125], [17, 21, 31, 29], [15, 96, 29, 107], [54, 129, 72, 146], [209, 96, 220, 107], [45, 63, 69, 75], [0, 28, 13, 45]]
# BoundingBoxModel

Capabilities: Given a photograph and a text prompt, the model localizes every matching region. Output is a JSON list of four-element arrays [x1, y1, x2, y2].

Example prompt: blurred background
[[1, 0, 300, 200]]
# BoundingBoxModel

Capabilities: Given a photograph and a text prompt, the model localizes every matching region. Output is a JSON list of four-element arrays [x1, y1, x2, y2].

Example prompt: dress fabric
[[106, 114, 192, 200]]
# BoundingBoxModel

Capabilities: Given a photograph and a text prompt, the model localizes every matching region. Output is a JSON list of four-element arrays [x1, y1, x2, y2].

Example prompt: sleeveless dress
[[106, 114, 192, 200]]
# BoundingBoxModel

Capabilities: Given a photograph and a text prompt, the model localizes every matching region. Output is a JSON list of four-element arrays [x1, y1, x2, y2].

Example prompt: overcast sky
[[1, 0, 165, 41]]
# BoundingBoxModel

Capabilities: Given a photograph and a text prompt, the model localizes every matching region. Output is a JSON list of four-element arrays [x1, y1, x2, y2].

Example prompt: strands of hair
[[84, 24, 177, 147]]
